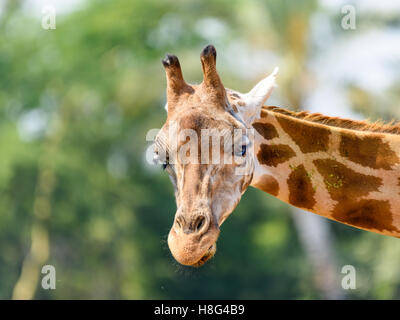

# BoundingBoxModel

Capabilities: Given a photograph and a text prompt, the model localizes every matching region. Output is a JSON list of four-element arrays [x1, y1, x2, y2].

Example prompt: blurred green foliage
[[1, 0, 400, 299]]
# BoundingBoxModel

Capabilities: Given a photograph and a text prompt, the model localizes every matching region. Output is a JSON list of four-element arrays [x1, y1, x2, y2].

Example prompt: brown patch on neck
[[257, 143, 296, 167], [312, 159, 399, 232], [252, 122, 279, 140], [313, 159, 382, 201], [253, 174, 280, 196], [340, 133, 400, 170], [332, 199, 400, 233], [275, 113, 331, 153], [287, 165, 316, 209]]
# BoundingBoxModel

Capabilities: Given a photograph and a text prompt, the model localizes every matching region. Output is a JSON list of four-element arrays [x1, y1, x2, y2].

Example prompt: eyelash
[[162, 155, 170, 170]]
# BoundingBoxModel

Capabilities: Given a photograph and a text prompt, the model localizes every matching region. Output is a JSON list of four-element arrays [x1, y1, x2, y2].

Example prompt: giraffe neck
[[249, 106, 400, 238]]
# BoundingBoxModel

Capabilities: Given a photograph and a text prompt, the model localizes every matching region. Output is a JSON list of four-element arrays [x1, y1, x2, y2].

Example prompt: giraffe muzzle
[[167, 212, 220, 267]]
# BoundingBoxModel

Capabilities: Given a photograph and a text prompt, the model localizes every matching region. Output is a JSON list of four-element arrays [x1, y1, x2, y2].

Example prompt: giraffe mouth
[[191, 243, 217, 267]]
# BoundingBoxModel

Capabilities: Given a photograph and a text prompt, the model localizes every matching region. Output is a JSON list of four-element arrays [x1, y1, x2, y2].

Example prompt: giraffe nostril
[[175, 214, 209, 234], [195, 216, 206, 232], [175, 215, 185, 231]]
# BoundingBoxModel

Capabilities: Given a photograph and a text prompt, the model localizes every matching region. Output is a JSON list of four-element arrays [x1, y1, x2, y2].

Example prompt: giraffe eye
[[234, 141, 249, 157], [240, 145, 247, 156], [153, 150, 169, 170], [234, 135, 249, 157]]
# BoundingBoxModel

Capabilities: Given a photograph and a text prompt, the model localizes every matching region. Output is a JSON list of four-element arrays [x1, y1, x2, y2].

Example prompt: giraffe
[[154, 44, 400, 267]]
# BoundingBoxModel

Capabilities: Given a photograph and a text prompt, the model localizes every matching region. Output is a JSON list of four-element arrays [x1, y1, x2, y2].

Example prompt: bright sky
[[22, 0, 85, 17], [321, 0, 400, 14], [11, 0, 400, 140]]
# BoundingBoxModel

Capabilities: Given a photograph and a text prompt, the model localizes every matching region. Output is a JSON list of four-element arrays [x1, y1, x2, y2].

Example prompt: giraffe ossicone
[[155, 44, 400, 267]]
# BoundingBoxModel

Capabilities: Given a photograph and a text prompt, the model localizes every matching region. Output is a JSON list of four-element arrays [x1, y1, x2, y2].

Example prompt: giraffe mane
[[262, 106, 400, 135]]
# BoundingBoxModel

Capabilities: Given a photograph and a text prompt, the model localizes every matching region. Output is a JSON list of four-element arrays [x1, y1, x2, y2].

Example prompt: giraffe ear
[[241, 67, 279, 123]]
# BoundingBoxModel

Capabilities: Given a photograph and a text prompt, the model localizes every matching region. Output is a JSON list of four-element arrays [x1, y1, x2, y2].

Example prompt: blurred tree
[[0, 0, 399, 300]]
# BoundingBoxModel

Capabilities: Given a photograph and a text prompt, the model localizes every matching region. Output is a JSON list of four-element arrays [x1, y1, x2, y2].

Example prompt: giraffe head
[[154, 45, 277, 267]]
